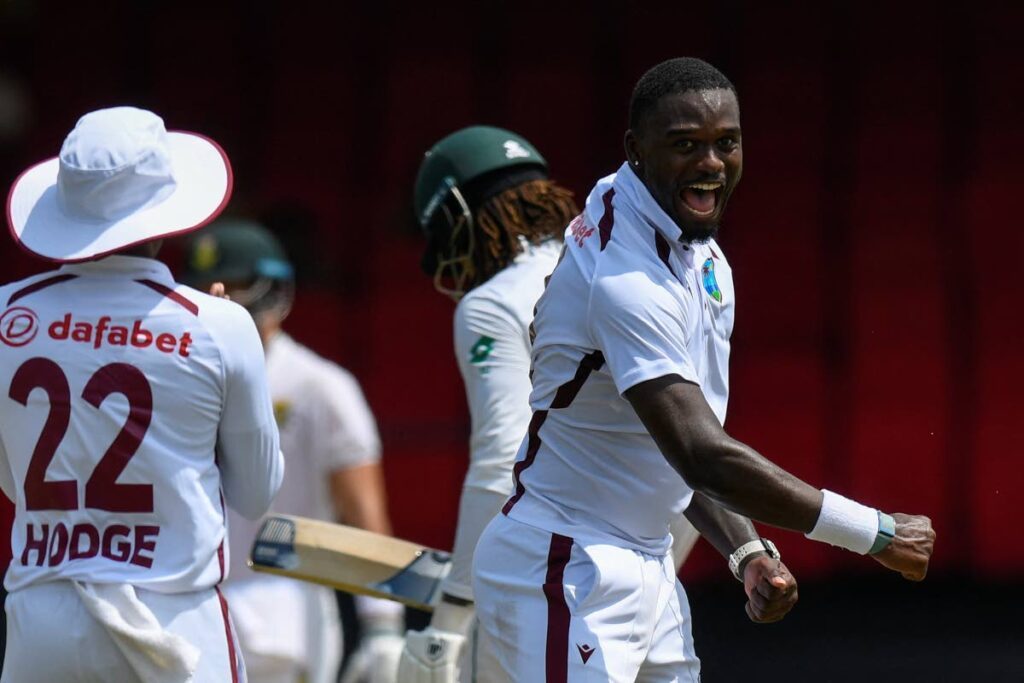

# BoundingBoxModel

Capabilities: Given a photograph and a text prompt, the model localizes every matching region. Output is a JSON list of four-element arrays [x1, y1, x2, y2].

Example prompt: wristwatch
[[728, 538, 780, 581]]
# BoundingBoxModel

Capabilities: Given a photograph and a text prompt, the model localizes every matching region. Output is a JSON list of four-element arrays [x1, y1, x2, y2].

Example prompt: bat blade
[[248, 514, 451, 611]]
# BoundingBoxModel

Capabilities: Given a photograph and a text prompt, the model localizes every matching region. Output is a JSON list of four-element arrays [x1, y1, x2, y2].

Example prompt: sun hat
[[6, 106, 233, 263]]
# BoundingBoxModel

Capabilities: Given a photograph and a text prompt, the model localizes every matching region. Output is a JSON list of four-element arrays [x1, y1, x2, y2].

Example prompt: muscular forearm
[[629, 376, 822, 534], [627, 376, 934, 580], [683, 492, 758, 559], [681, 436, 823, 534]]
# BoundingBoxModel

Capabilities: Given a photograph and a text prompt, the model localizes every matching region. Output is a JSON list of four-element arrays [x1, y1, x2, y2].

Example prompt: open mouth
[[680, 181, 723, 217]]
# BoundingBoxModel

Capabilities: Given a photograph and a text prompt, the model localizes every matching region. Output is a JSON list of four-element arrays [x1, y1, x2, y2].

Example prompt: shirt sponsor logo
[[568, 215, 594, 247], [0, 306, 39, 347], [45, 313, 193, 356], [701, 258, 723, 303]]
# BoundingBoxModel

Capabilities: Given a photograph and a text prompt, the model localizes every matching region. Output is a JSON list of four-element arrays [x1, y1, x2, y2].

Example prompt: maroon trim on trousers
[[502, 409, 548, 515], [6, 273, 78, 305], [216, 587, 240, 683], [543, 533, 574, 683], [655, 232, 678, 280], [598, 188, 616, 251], [136, 279, 199, 316]]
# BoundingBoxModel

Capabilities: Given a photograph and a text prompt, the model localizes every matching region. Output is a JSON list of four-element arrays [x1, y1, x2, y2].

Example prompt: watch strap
[[729, 538, 780, 581]]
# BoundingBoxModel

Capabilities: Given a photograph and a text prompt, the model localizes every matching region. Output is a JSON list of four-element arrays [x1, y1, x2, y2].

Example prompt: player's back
[[0, 255, 273, 594]]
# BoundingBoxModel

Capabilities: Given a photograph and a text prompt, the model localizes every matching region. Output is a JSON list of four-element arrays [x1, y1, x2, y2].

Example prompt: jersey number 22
[[10, 357, 154, 514]]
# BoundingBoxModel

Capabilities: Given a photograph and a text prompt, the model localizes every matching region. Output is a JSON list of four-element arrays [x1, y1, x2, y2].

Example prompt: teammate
[[398, 126, 791, 682], [183, 220, 405, 683], [0, 106, 283, 681], [472, 57, 936, 681]]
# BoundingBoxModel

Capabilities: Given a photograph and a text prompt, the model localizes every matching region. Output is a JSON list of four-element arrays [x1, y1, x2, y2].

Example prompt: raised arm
[[627, 375, 934, 580]]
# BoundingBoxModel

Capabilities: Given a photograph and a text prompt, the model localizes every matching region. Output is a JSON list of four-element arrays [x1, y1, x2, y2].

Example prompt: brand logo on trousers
[[577, 643, 595, 664]]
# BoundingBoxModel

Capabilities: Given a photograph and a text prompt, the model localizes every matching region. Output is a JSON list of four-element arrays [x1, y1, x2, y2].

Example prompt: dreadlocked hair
[[471, 178, 578, 287]]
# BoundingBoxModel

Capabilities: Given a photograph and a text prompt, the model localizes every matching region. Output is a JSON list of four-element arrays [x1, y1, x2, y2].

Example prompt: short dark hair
[[629, 57, 736, 131]]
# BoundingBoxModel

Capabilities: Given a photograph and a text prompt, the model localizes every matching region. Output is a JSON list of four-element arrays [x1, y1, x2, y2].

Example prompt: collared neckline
[[58, 255, 174, 282], [615, 163, 685, 245]]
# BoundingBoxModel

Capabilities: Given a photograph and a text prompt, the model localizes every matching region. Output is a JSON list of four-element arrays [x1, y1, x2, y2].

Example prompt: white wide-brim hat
[[6, 106, 232, 263]]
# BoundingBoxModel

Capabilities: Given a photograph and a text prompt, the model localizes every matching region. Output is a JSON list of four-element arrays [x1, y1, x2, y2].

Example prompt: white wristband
[[806, 490, 880, 555]]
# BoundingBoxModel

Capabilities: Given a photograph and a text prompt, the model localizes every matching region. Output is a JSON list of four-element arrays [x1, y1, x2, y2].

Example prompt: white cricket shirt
[[503, 164, 735, 555], [442, 239, 561, 598], [0, 256, 283, 593]]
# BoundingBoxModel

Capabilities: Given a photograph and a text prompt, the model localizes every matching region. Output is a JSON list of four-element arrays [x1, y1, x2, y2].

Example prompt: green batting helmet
[[413, 125, 547, 230], [182, 219, 295, 316], [182, 219, 293, 286], [413, 126, 547, 298]]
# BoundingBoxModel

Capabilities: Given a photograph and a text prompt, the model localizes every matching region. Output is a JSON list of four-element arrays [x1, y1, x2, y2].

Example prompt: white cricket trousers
[[473, 514, 700, 683], [2, 580, 245, 682]]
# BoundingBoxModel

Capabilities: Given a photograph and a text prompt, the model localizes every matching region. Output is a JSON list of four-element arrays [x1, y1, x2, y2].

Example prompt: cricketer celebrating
[[0, 107, 283, 681], [398, 126, 770, 683], [472, 58, 936, 681]]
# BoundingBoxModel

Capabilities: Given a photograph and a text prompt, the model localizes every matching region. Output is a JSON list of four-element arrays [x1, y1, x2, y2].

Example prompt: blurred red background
[[1, 1, 1021, 590]]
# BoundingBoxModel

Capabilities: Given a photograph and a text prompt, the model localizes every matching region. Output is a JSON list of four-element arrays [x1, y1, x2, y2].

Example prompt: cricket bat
[[248, 514, 451, 612]]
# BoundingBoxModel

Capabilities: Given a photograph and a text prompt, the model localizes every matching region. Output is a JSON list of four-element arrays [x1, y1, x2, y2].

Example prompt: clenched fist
[[742, 555, 798, 623], [871, 513, 935, 581]]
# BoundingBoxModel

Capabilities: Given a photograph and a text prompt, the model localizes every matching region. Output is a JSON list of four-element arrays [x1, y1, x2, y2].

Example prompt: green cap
[[413, 126, 547, 228], [182, 219, 293, 286]]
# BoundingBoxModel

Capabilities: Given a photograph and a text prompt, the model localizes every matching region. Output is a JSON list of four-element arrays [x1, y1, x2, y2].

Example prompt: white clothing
[[0, 255, 283, 593], [3, 580, 245, 682], [222, 331, 388, 683], [473, 514, 699, 683], [503, 164, 735, 556], [443, 240, 561, 600], [225, 332, 381, 583]]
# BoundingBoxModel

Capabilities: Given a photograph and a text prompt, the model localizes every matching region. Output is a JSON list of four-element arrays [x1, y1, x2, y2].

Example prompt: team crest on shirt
[[701, 258, 723, 303], [273, 399, 293, 427], [0, 306, 39, 347]]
